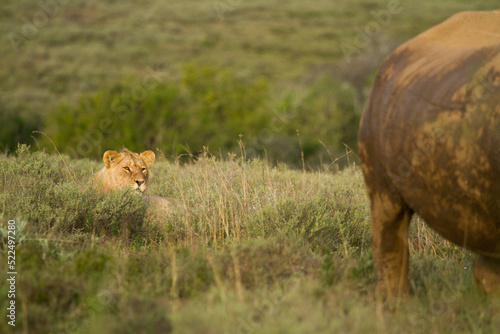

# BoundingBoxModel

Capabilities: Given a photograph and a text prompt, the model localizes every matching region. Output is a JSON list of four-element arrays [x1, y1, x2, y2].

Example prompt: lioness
[[94, 148, 172, 212]]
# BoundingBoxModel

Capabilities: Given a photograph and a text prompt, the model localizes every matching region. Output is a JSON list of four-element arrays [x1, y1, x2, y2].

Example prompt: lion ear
[[140, 150, 155, 168], [103, 150, 120, 169]]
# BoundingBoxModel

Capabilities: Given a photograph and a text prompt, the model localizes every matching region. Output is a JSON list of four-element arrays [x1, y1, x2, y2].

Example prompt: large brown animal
[[358, 11, 500, 297]]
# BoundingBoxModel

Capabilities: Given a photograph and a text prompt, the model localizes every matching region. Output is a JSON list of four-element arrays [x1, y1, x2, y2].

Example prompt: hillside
[[1, 0, 499, 165]]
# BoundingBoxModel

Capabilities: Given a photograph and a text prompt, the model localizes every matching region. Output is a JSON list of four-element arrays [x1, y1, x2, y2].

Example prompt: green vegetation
[[2, 1, 500, 332], [1, 147, 494, 333], [1, 0, 499, 166], [43, 65, 358, 167]]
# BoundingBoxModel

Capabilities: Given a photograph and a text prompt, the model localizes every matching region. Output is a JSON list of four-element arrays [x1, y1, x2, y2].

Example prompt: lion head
[[94, 148, 156, 193]]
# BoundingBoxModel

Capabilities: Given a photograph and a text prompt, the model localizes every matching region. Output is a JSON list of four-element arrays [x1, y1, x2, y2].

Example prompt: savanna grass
[[0, 147, 492, 333]]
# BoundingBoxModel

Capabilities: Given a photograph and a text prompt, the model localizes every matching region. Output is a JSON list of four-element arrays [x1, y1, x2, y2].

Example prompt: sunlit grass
[[0, 147, 490, 333]]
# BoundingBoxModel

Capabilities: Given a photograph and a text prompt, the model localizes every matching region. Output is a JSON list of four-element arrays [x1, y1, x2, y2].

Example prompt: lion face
[[94, 148, 156, 193]]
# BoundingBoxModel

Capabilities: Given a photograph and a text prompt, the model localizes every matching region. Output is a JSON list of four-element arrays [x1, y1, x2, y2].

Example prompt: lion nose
[[135, 180, 144, 187]]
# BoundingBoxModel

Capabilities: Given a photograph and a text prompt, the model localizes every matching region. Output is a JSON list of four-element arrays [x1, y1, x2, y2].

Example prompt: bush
[[294, 76, 360, 164], [0, 106, 38, 153], [43, 65, 270, 161], [42, 65, 360, 169], [0, 145, 150, 243]]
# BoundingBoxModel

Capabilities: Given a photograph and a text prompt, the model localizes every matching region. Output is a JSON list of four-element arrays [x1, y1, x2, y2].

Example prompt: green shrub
[[0, 146, 150, 243], [293, 76, 360, 164], [0, 107, 38, 154], [43, 65, 270, 161], [42, 65, 360, 168]]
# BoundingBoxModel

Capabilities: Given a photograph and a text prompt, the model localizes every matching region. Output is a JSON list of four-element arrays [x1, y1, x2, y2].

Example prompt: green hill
[[1, 0, 499, 166]]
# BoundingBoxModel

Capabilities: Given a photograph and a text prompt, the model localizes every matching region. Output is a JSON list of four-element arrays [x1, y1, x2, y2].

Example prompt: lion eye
[[123, 167, 131, 172], [142, 168, 147, 173]]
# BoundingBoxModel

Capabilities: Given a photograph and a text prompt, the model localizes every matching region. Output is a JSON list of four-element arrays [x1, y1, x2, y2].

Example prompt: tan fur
[[94, 148, 174, 214], [94, 148, 155, 193]]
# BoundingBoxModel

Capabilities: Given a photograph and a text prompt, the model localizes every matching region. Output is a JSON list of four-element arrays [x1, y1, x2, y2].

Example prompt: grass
[[2, 1, 500, 332], [1, 146, 495, 333]]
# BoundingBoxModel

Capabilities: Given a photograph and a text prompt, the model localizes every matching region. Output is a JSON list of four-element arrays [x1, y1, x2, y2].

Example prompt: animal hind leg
[[370, 192, 413, 298]]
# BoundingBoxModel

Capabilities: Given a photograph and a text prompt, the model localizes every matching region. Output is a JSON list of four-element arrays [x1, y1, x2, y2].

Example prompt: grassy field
[[2, 1, 500, 333], [0, 147, 496, 333]]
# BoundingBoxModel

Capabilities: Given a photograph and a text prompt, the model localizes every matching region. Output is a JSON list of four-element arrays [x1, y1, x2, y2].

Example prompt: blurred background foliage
[[1, 0, 498, 167], [43, 65, 359, 167]]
